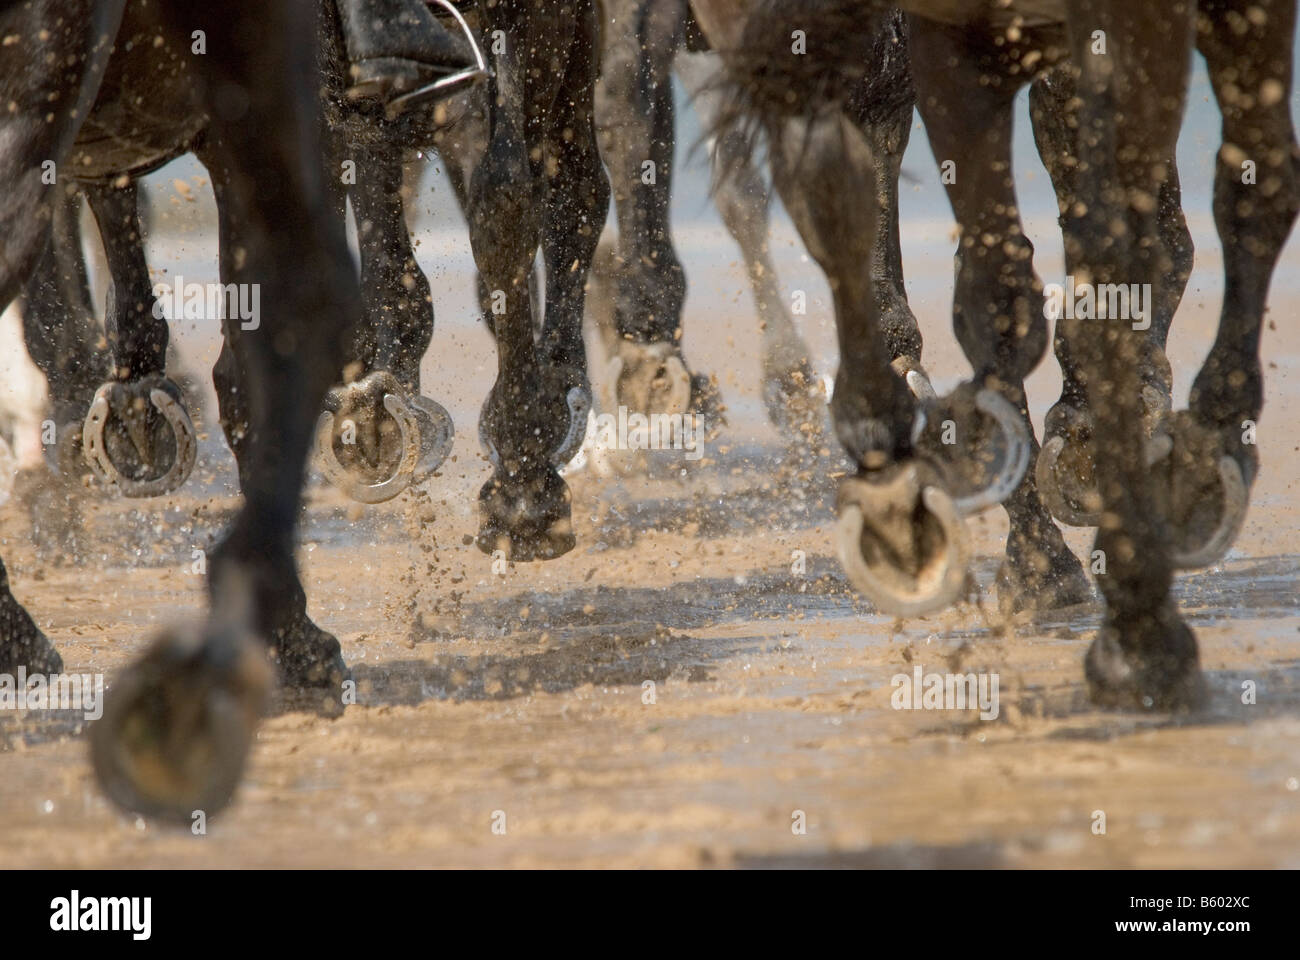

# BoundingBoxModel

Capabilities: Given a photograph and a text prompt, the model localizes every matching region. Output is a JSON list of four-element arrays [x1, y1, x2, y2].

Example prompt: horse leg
[[92, 0, 363, 822], [1030, 64, 1194, 527], [909, 18, 1091, 616], [0, 250, 70, 667], [355, 153, 431, 394], [691, 0, 970, 613], [79, 180, 197, 496], [593, 0, 708, 423], [0, 0, 123, 310], [769, 107, 967, 614], [314, 146, 452, 503], [849, 11, 924, 388], [536, 1, 609, 466], [198, 162, 354, 696], [19, 187, 104, 443], [7, 13, 114, 474], [1065, 1, 1205, 709], [428, 90, 499, 327], [1153, 0, 1300, 567], [15, 189, 102, 533], [768, 111, 908, 462], [0, 0, 125, 671], [207, 146, 347, 496], [86, 181, 167, 381], [470, 1, 574, 561]]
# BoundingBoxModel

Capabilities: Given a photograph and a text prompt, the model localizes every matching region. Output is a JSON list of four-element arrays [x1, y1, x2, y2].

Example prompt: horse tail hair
[[701, 2, 912, 188]]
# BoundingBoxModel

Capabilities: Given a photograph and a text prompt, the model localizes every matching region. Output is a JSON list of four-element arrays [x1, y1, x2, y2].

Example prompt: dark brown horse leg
[[19, 187, 105, 440], [1155, 0, 1300, 568], [0, 0, 123, 310], [15, 189, 103, 558], [768, 107, 967, 615], [470, 0, 576, 561], [80, 180, 197, 496], [1030, 65, 1193, 527], [195, 182, 353, 700], [693, 0, 969, 614], [86, 181, 167, 381], [0, 0, 124, 670], [313, 145, 452, 502], [92, 0, 363, 821], [909, 18, 1090, 617], [536, 1, 608, 465], [592, 0, 707, 423], [1065, 0, 1205, 709], [767, 110, 908, 467], [354, 151, 431, 394], [851, 12, 921, 385]]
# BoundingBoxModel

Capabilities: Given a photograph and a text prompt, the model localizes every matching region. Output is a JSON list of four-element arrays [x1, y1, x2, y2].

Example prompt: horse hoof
[[82, 376, 197, 498], [916, 384, 1030, 516], [1036, 401, 1101, 527], [834, 464, 970, 617], [476, 467, 574, 561], [479, 366, 591, 469], [1036, 436, 1102, 527], [1146, 412, 1253, 569], [90, 621, 271, 823], [1084, 609, 1206, 712], [1170, 455, 1247, 568], [609, 341, 693, 419], [315, 371, 419, 503], [267, 616, 351, 717]]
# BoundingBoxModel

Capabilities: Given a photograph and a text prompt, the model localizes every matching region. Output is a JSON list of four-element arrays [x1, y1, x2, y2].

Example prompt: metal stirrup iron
[[388, 0, 490, 113]]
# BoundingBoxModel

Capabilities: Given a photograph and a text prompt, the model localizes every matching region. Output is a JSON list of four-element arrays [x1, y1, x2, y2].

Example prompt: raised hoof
[[1037, 401, 1101, 527], [476, 467, 574, 562], [268, 616, 350, 717], [609, 341, 693, 420], [915, 382, 1030, 516], [1084, 610, 1207, 712], [479, 366, 591, 470], [82, 375, 197, 498], [0, 589, 63, 675], [90, 621, 272, 824], [315, 371, 453, 504], [1146, 411, 1254, 569], [834, 463, 970, 617]]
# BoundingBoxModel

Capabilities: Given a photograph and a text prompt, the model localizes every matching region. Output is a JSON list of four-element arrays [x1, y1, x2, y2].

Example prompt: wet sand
[[1, 298, 1297, 867], [0, 153, 1297, 868]]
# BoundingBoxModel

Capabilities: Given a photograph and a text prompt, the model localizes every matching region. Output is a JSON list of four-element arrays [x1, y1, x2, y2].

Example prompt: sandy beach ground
[[0, 92, 1297, 868]]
